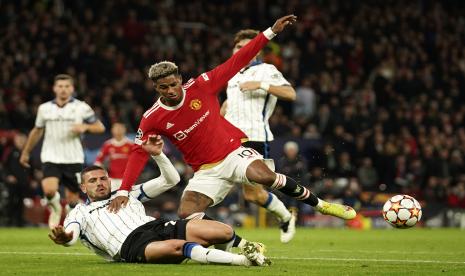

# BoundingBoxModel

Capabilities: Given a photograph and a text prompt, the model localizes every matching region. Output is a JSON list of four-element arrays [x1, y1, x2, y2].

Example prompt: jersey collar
[[157, 88, 186, 111], [52, 97, 75, 107], [240, 60, 263, 74]]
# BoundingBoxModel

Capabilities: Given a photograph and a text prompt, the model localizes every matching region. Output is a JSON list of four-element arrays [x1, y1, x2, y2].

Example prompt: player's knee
[[221, 225, 234, 242], [258, 172, 278, 186]]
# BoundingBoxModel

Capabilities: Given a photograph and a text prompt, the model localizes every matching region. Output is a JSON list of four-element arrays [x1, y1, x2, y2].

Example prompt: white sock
[[316, 198, 324, 209], [185, 243, 249, 266], [238, 239, 247, 250], [263, 193, 292, 222], [47, 193, 61, 211]]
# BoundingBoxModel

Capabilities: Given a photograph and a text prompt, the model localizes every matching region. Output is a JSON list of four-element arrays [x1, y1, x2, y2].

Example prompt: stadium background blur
[[1, 0, 465, 229]]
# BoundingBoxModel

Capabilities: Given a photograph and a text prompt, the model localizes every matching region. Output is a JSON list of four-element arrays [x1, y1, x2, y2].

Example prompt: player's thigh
[[178, 191, 213, 218], [245, 159, 276, 186], [185, 219, 233, 246], [144, 239, 186, 264], [41, 162, 62, 194]]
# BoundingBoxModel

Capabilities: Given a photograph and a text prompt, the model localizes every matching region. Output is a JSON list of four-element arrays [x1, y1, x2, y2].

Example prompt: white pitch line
[[314, 249, 462, 255], [0, 251, 94, 256], [271, 256, 465, 265], [0, 251, 463, 265]]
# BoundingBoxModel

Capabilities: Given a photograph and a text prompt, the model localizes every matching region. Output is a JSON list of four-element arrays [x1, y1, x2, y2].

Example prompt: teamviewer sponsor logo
[[173, 110, 210, 141]]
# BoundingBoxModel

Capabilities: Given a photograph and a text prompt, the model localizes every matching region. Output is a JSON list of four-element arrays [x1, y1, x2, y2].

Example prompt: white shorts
[[183, 146, 263, 206]]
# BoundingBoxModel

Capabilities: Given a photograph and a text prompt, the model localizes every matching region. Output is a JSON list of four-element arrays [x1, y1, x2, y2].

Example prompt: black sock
[[271, 174, 319, 206], [232, 235, 242, 247]]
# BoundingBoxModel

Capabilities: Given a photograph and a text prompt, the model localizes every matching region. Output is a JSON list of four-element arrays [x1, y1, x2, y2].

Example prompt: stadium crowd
[[1, 0, 465, 226]]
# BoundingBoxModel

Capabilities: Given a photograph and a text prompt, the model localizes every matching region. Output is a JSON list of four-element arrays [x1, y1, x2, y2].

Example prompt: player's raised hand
[[271, 14, 297, 34], [108, 196, 129, 213], [141, 134, 164, 156], [239, 81, 261, 92], [49, 225, 73, 245]]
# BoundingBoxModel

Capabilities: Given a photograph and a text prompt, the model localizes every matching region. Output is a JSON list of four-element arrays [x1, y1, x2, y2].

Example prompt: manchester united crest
[[190, 99, 202, 110]]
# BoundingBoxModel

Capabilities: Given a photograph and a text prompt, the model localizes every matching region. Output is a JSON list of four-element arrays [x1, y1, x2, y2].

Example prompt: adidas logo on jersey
[[166, 122, 174, 129]]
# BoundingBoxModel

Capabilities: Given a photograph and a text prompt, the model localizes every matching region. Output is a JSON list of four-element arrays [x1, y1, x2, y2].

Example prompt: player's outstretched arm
[[130, 135, 181, 202], [202, 14, 297, 94], [49, 225, 78, 246]]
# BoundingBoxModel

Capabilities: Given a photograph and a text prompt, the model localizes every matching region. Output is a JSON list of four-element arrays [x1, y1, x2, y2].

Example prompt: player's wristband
[[263, 27, 277, 40], [260, 82, 270, 92], [115, 190, 129, 197]]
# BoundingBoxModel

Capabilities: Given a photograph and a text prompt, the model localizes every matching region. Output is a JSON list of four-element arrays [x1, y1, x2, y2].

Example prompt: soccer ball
[[382, 195, 422, 228]]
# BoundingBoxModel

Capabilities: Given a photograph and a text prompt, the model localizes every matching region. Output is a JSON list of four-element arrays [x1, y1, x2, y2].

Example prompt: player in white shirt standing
[[20, 74, 105, 228], [49, 135, 270, 266], [221, 29, 297, 243]]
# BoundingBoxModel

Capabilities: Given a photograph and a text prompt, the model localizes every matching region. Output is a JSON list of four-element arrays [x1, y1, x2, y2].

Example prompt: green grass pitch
[[0, 227, 464, 275]]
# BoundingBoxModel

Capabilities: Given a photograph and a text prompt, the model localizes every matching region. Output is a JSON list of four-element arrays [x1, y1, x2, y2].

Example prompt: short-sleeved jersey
[[224, 63, 290, 142], [120, 29, 275, 191], [95, 138, 133, 179], [35, 98, 97, 164]]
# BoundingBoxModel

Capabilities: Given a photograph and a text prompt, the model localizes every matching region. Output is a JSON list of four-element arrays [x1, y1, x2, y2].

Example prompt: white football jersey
[[65, 194, 154, 261], [35, 98, 97, 164], [224, 63, 290, 142]]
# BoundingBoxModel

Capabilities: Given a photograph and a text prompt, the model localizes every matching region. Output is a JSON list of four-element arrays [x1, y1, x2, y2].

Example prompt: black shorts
[[120, 219, 188, 263], [242, 141, 271, 158], [42, 163, 83, 193]]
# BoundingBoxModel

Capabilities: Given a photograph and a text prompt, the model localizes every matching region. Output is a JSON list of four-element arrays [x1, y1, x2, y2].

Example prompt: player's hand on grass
[[239, 81, 261, 92], [70, 124, 88, 134], [19, 152, 31, 168], [141, 134, 164, 156], [108, 195, 129, 213], [271, 14, 297, 34], [49, 226, 73, 245]]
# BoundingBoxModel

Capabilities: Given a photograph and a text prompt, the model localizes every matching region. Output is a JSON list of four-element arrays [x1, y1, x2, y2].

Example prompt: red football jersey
[[120, 30, 272, 191], [95, 138, 133, 179]]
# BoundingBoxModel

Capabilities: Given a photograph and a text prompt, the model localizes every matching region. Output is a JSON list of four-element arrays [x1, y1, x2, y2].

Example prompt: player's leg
[[242, 183, 296, 243], [246, 160, 356, 220], [178, 191, 212, 219], [61, 163, 83, 212], [41, 163, 63, 228]]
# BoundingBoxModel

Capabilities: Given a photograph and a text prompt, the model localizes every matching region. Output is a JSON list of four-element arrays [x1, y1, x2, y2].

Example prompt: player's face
[[53, 80, 74, 101], [81, 169, 111, 202], [154, 74, 183, 106], [233, 39, 260, 63], [111, 123, 126, 139]]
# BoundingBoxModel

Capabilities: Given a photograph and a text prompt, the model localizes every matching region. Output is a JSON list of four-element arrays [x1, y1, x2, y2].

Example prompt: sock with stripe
[[182, 242, 249, 266], [261, 192, 292, 223], [271, 173, 320, 206]]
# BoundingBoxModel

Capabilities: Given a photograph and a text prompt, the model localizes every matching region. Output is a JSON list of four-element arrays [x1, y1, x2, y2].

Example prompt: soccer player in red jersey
[[108, 15, 356, 222], [94, 122, 133, 190]]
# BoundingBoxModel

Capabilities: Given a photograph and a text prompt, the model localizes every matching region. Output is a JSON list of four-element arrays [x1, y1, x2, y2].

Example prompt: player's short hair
[[234, 29, 259, 46], [148, 61, 179, 82], [80, 165, 106, 184], [54, 74, 74, 85]]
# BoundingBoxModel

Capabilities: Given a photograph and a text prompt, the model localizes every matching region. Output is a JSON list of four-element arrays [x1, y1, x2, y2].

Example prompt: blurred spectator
[[357, 157, 379, 192], [3, 133, 31, 226]]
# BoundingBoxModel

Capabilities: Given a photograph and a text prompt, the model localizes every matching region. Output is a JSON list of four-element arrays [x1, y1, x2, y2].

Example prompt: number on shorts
[[164, 221, 176, 227]]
